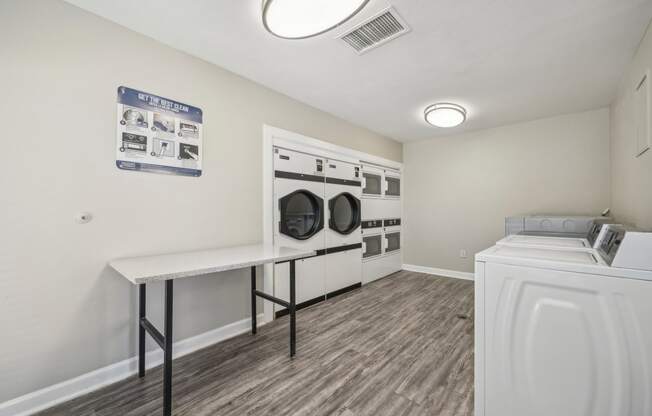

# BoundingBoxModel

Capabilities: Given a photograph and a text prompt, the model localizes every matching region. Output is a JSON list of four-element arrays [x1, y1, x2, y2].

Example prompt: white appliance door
[[361, 165, 383, 197], [274, 255, 325, 309], [482, 262, 652, 416], [326, 183, 362, 247], [325, 249, 362, 294], [362, 234, 382, 258], [384, 230, 401, 253], [384, 171, 400, 197], [498, 234, 589, 249]]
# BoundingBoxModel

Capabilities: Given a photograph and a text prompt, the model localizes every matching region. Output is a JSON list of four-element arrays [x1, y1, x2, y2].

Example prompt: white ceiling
[[65, 0, 652, 142]]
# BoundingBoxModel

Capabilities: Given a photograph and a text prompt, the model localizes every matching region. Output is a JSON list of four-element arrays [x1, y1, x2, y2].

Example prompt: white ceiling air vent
[[340, 7, 410, 54]]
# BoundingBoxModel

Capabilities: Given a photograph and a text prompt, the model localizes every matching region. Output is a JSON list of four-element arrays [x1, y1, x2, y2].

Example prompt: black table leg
[[251, 265, 257, 335], [138, 284, 146, 378], [289, 260, 296, 357], [163, 280, 173, 416]]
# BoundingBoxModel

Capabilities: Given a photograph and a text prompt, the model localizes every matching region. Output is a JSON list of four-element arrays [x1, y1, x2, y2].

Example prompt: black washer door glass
[[330, 193, 360, 234], [333, 195, 354, 231], [284, 192, 318, 239]]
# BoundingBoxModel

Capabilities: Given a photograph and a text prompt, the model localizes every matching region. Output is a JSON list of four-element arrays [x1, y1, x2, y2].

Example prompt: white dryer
[[474, 225, 652, 416], [273, 148, 326, 314], [324, 159, 362, 296]]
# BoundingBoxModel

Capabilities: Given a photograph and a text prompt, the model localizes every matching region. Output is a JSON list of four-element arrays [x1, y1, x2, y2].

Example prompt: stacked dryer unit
[[273, 148, 326, 315], [361, 164, 402, 284], [273, 148, 363, 316], [324, 159, 363, 296]]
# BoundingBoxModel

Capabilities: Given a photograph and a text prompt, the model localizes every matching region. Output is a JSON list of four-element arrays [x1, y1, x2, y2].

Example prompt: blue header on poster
[[117, 86, 203, 123]]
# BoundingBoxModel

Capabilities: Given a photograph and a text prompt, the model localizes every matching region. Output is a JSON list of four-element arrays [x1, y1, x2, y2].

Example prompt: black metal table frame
[[137, 259, 297, 416]]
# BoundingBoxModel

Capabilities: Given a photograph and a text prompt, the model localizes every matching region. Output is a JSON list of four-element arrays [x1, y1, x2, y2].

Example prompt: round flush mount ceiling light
[[424, 103, 467, 128], [262, 0, 370, 40]]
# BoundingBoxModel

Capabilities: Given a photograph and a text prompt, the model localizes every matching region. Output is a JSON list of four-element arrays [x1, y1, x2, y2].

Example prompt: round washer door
[[328, 192, 361, 235], [279, 190, 324, 240]]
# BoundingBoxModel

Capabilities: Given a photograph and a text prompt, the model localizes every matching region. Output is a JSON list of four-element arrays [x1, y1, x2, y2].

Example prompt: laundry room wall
[[610, 20, 652, 230], [0, 0, 402, 404], [403, 108, 611, 274]]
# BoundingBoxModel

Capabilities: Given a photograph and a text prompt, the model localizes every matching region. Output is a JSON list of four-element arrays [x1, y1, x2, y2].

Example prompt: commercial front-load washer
[[497, 217, 617, 251], [475, 225, 652, 416], [324, 159, 362, 296], [273, 148, 326, 313]]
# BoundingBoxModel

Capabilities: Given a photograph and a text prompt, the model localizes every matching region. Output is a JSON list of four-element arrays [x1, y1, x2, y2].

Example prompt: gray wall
[[403, 108, 611, 273], [611, 21, 652, 230], [0, 0, 401, 402]]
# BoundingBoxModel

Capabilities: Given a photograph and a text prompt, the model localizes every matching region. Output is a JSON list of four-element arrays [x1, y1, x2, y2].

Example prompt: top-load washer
[[324, 159, 362, 296], [273, 148, 326, 314], [497, 217, 617, 251], [475, 225, 652, 416]]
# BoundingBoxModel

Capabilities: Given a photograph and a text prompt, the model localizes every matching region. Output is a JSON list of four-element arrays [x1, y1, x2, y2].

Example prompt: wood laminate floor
[[37, 271, 474, 416]]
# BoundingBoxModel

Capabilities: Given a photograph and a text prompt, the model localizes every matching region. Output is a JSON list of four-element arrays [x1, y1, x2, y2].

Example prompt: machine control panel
[[587, 218, 615, 247], [598, 224, 652, 271], [597, 225, 625, 265], [383, 218, 401, 227], [362, 220, 382, 229]]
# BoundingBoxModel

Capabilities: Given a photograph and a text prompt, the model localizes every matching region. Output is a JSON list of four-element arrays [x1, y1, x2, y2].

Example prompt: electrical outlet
[[459, 249, 468, 259]]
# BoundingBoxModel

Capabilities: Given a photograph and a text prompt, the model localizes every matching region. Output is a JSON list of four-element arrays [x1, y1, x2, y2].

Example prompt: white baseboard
[[0, 314, 265, 416], [402, 264, 474, 281]]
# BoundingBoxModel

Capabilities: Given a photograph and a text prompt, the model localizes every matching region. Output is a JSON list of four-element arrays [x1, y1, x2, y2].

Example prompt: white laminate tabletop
[[109, 244, 315, 284]]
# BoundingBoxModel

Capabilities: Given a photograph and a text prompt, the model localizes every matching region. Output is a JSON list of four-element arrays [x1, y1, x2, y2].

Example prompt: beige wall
[[611, 22, 652, 230], [403, 108, 611, 273], [0, 0, 401, 402]]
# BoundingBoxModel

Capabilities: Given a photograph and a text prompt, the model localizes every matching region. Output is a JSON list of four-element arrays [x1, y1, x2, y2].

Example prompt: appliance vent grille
[[340, 8, 409, 54]]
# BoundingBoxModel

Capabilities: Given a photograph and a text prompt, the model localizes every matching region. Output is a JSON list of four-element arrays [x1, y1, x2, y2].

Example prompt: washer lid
[[499, 235, 588, 248], [482, 245, 599, 265], [476, 245, 652, 281]]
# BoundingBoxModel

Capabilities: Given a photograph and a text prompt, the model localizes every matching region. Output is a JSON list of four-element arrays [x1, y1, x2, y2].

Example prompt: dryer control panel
[[274, 147, 324, 178], [383, 218, 401, 227], [587, 218, 616, 248], [599, 225, 652, 271], [598, 225, 625, 265], [362, 219, 382, 229]]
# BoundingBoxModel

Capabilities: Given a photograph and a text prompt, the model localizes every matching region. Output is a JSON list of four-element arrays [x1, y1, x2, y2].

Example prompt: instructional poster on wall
[[116, 86, 203, 177]]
